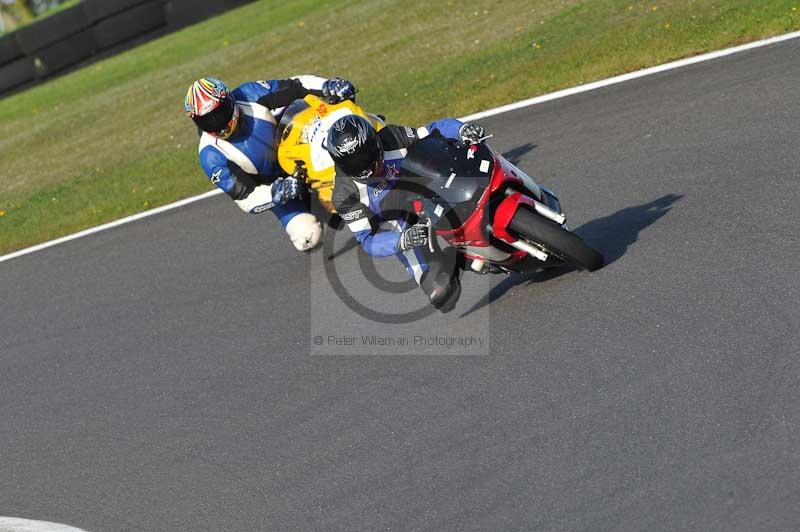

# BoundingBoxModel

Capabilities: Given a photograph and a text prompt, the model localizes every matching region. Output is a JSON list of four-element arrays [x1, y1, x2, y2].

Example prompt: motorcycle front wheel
[[507, 207, 604, 272]]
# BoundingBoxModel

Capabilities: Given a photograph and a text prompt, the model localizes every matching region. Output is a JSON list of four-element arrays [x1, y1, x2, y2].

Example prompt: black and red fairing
[[397, 134, 545, 260]]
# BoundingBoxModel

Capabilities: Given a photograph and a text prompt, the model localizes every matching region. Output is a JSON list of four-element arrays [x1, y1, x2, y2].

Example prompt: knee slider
[[285, 212, 323, 251]]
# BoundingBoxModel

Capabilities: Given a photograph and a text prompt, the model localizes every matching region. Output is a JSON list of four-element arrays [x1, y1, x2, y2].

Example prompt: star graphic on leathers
[[385, 163, 400, 178]]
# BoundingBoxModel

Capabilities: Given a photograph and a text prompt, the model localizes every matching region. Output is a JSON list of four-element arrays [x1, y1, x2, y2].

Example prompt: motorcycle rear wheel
[[507, 207, 604, 271]]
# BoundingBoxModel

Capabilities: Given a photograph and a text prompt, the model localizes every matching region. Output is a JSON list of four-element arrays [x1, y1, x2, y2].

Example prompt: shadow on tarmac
[[460, 193, 684, 317], [502, 143, 538, 165], [575, 193, 684, 265]]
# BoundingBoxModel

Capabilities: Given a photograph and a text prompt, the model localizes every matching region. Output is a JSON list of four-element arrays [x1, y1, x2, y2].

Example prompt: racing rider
[[325, 115, 487, 312], [184, 75, 357, 251]]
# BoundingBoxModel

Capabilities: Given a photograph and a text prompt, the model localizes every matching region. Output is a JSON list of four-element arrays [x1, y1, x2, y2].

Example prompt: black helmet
[[325, 115, 382, 181]]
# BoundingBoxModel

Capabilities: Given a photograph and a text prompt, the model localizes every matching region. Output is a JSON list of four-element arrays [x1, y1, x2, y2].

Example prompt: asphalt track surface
[[2, 40, 800, 532]]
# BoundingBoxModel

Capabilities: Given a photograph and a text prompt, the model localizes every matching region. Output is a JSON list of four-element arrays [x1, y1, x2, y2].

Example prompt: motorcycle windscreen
[[399, 133, 494, 226], [277, 99, 311, 141], [399, 134, 494, 201]]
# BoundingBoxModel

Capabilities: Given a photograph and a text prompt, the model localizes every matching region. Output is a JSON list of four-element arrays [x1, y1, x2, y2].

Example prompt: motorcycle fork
[[490, 190, 567, 263]]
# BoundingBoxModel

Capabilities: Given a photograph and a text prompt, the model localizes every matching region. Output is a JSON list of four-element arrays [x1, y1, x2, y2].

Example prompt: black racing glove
[[458, 123, 487, 144], [398, 223, 429, 251], [322, 78, 357, 104]]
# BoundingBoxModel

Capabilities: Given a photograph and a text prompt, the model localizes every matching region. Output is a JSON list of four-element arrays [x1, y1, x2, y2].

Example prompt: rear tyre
[[507, 207, 604, 271]]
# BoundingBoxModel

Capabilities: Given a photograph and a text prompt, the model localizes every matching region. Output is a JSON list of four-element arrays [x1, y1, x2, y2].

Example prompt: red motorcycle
[[398, 133, 604, 274]]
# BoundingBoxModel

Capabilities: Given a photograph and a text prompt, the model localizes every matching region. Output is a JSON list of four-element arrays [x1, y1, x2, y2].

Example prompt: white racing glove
[[458, 123, 487, 144], [398, 223, 429, 251]]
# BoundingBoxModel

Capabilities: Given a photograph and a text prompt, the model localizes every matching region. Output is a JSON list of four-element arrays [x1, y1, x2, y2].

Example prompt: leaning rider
[[184, 75, 357, 251], [325, 115, 487, 312]]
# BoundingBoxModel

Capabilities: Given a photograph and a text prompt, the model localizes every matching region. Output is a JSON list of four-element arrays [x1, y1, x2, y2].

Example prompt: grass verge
[[1, 0, 799, 254]]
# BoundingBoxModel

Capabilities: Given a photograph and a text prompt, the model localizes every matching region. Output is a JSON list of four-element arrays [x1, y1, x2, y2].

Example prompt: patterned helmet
[[184, 77, 239, 138], [325, 115, 382, 182]]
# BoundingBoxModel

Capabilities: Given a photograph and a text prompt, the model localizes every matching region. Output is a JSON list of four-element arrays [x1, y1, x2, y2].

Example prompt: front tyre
[[507, 207, 604, 271]]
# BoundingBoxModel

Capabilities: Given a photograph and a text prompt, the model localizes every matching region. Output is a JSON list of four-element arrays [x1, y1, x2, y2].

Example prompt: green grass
[[1, 0, 799, 254]]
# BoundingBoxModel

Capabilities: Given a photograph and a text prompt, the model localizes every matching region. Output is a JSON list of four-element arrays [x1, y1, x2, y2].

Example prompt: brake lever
[[292, 161, 310, 199], [292, 160, 309, 182], [427, 217, 435, 253], [412, 198, 436, 253]]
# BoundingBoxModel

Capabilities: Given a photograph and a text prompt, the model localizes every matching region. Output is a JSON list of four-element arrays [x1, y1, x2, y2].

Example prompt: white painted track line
[[0, 190, 222, 264], [2, 30, 799, 265], [0, 517, 90, 532]]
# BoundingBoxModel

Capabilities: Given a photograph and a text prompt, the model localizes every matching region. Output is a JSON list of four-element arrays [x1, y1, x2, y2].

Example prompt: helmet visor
[[336, 135, 382, 179], [193, 95, 236, 135]]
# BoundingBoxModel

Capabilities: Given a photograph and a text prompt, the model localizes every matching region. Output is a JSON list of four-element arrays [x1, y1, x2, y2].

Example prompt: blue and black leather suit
[[196, 75, 333, 250], [331, 119, 465, 304]]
